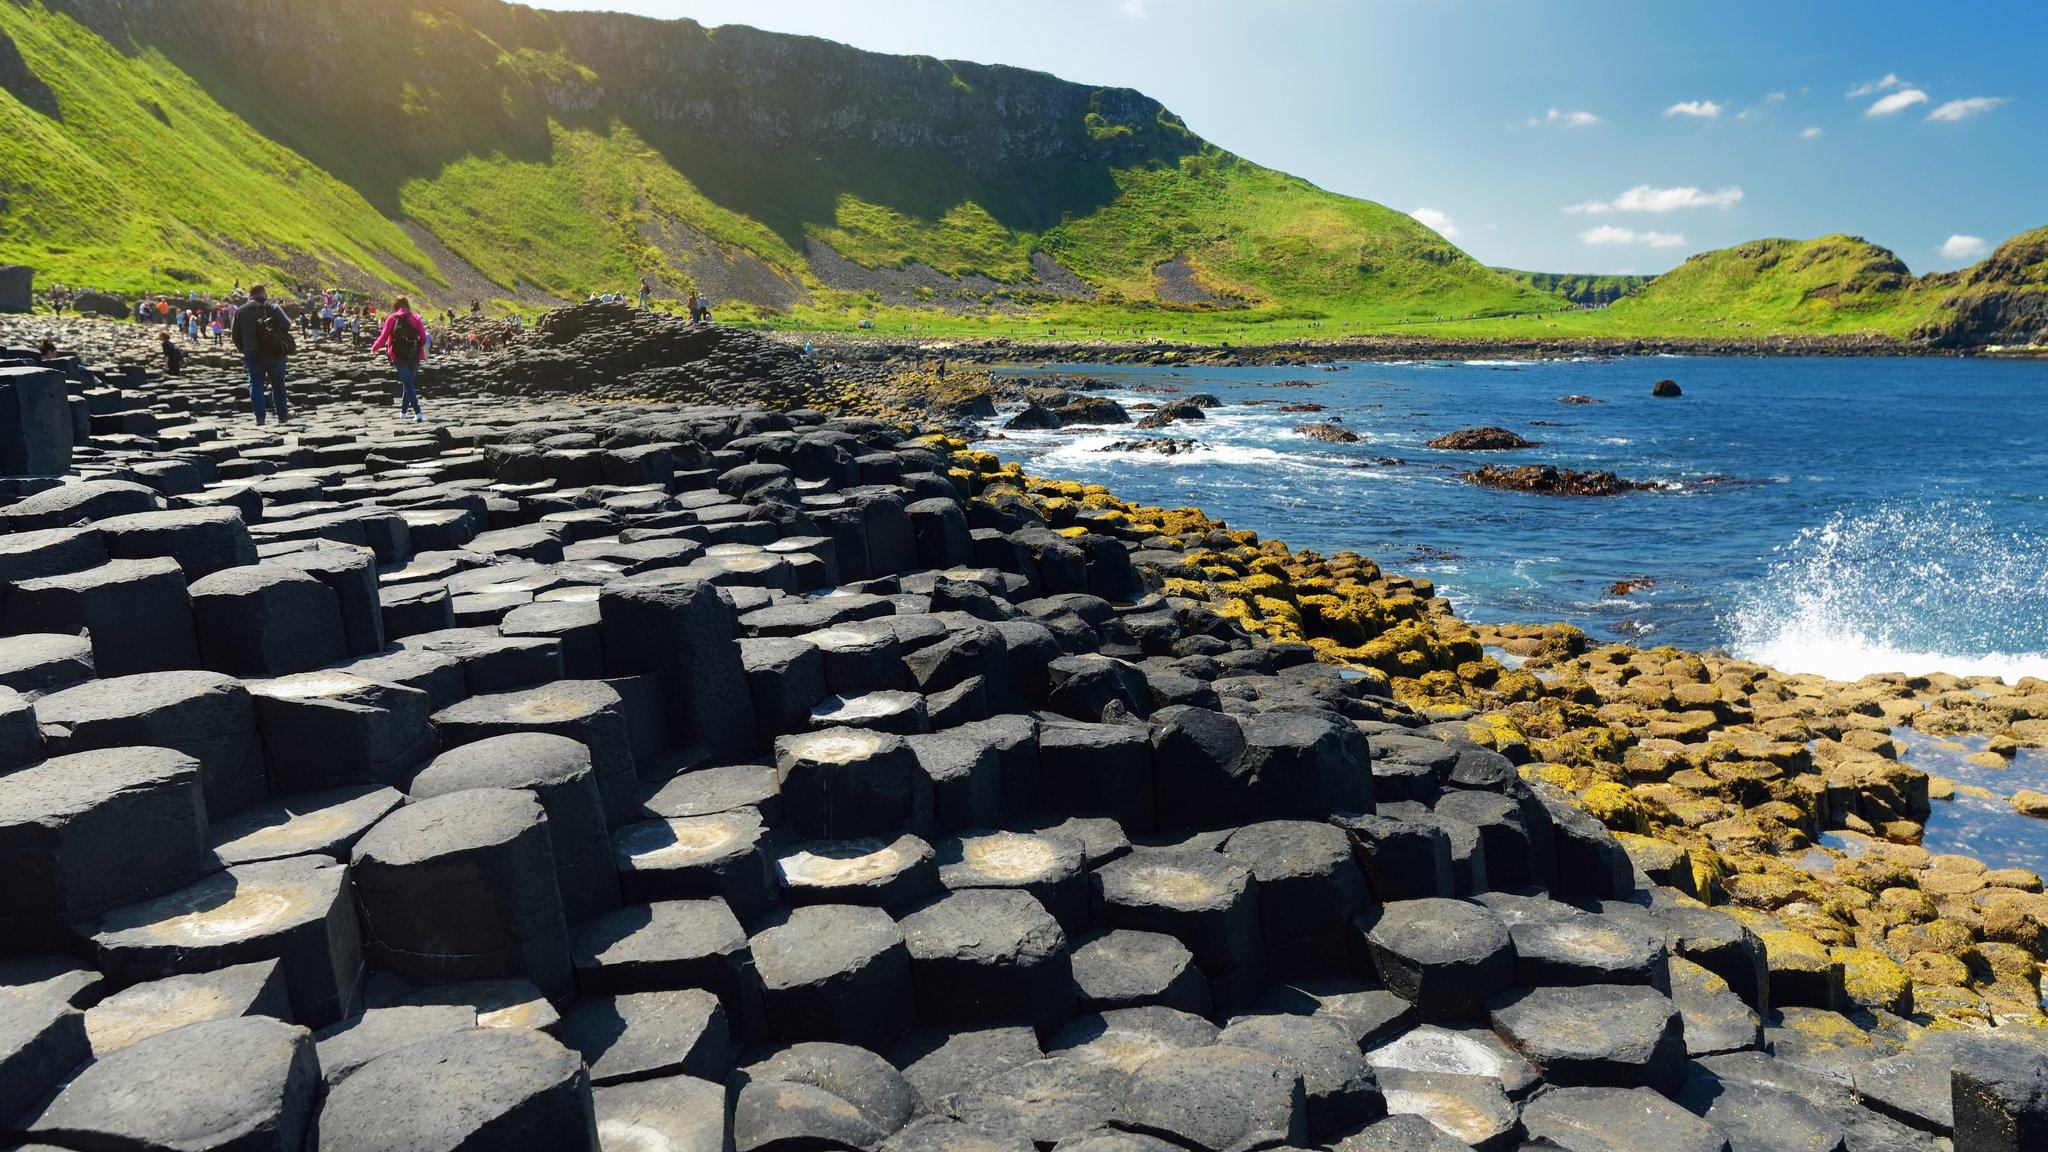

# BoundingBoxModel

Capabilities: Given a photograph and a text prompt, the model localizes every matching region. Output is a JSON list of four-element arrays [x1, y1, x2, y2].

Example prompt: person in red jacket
[[369, 295, 429, 422]]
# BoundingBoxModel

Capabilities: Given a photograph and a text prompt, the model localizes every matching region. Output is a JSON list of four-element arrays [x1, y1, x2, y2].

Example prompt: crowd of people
[[40, 273, 717, 428]]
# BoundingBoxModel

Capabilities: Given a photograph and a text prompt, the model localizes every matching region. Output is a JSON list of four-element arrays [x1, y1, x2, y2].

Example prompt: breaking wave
[[1725, 503, 2048, 683]]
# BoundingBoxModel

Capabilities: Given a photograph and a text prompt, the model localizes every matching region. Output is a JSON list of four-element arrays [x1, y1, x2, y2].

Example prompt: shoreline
[[782, 330, 2047, 366], [937, 446, 2048, 1027]]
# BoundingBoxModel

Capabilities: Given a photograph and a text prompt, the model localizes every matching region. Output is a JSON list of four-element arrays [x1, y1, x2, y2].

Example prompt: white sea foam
[[1726, 504, 2048, 683], [1026, 436, 1318, 472]]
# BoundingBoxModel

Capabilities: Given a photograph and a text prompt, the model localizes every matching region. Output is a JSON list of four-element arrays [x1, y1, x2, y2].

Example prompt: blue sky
[[534, 1, 2042, 274]]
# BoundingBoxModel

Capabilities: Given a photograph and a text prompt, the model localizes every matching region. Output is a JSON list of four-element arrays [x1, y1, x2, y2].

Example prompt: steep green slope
[[0, 0, 1555, 330], [0, 2, 431, 292]]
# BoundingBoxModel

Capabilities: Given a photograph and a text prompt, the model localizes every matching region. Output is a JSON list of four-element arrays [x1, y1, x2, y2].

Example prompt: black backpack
[[251, 304, 295, 357], [389, 315, 422, 361]]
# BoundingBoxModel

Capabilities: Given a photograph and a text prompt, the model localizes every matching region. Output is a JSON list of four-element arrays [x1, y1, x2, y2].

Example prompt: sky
[[531, 0, 2044, 275]]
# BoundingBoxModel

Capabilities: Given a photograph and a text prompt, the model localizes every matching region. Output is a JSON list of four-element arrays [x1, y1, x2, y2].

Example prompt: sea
[[978, 353, 2048, 865], [976, 354, 2048, 685]]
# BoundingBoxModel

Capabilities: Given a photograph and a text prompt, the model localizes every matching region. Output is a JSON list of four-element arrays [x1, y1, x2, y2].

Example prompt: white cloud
[[1738, 91, 1788, 120], [1848, 73, 1905, 98], [1564, 185, 1742, 214], [1927, 96, 2012, 122], [1581, 226, 1687, 248], [1615, 184, 1742, 212], [1664, 100, 1724, 119], [1527, 107, 1602, 127], [1802, 126, 1825, 139], [1119, 0, 1148, 16], [1866, 89, 1930, 116], [1408, 208, 1458, 239], [1940, 234, 1989, 260]]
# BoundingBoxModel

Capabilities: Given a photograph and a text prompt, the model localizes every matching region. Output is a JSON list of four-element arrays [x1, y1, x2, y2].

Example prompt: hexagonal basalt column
[[351, 788, 573, 1002]]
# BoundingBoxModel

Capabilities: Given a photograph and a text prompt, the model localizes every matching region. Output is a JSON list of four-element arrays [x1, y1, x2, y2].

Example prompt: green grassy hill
[[3, 1, 2041, 346], [1593, 234, 1949, 336], [1411, 233, 2047, 346], [0, 0, 1556, 334]]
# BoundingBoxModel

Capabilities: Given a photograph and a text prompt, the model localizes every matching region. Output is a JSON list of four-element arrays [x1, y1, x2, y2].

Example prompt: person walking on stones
[[231, 283, 294, 426], [687, 288, 700, 323], [371, 295, 429, 423], [638, 279, 652, 310]]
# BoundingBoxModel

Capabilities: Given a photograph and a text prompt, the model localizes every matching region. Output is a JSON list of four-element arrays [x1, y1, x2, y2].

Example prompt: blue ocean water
[[978, 355, 2048, 682]]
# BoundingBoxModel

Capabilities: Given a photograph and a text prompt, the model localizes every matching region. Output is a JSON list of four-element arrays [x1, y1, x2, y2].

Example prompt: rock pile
[[460, 302, 831, 408], [0, 336, 2039, 1151]]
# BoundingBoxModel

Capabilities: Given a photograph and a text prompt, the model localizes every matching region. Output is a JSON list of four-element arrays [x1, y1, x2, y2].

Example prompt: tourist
[[638, 279, 652, 309], [230, 283, 294, 426], [370, 295, 429, 423], [160, 330, 185, 376], [37, 337, 57, 361], [687, 288, 700, 323], [470, 298, 482, 320]]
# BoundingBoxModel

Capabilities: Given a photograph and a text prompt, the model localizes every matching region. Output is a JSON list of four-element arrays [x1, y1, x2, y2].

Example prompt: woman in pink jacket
[[369, 296, 429, 422]]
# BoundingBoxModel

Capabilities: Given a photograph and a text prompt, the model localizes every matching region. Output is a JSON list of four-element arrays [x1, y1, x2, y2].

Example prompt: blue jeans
[[394, 359, 421, 416], [245, 355, 288, 424]]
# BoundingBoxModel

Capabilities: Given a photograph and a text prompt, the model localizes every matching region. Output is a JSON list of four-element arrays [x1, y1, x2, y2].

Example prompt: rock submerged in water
[[1004, 403, 1062, 431], [1426, 427, 1540, 450], [1134, 399, 1209, 430], [1466, 465, 1653, 497], [1652, 379, 1683, 397], [1293, 422, 1360, 444], [1054, 396, 1130, 426], [1559, 394, 1601, 405], [1102, 438, 1201, 456]]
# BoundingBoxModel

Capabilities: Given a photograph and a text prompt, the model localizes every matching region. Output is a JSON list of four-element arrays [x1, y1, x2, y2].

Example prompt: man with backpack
[[230, 283, 295, 425], [369, 295, 428, 422]]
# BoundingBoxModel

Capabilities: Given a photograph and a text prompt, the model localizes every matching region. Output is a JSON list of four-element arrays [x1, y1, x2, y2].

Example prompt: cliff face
[[550, 14, 1191, 171], [54, 0, 1193, 190], [1918, 228, 2048, 347]]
